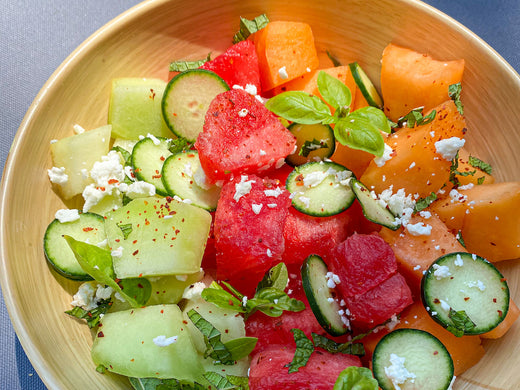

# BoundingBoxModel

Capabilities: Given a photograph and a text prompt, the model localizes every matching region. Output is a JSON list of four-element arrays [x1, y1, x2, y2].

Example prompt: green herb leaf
[[265, 91, 333, 124], [468, 155, 492, 175], [333, 366, 379, 390], [286, 329, 314, 373], [226, 376, 249, 390], [311, 333, 365, 357], [334, 117, 385, 157], [187, 309, 234, 365], [223, 337, 258, 361], [65, 298, 111, 328], [248, 287, 305, 317], [168, 138, 190, 155], [129, 377, 205, 390], [233, 14, 269, 43], [456, 231, 466, 248], [350, 106, 391, 133], [317, 71, 352, 112], [298, 139, 329, 158], [448, 151, 461, 186], [256, 262, 289, 292], [169, 53, 211, 73], [117, 222, 133, 240], [447, 308, 476, 337], [326, 50, 342, 67], [203, 372, 245, 390], [111, 145, 132, 165], [95, 364, 107, 374], [477, 176, 486, 185], [414, 192, 437, 213], [63, 236, 150, 307], [449, 83, 464, 115], [118, 278, 152, 307], [397, 107, 436, 128], [200, 284, 246, 313]]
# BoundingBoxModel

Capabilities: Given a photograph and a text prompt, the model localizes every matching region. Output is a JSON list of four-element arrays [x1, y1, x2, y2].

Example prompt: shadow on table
[[15, 337, 46, 390]]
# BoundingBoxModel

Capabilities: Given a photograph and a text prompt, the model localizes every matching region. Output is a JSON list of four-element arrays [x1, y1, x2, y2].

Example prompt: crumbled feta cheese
[[242, 296, 248, 307], [458, 183, 474, 191], [384, 354, 416, 389], [303, 171, 328, 187], [433, 264, 451, 280], [111, 246, 124, 258], [73, 124, 86, 134], [408, 162, 416, 169], [234, 175, 255, 202], [419, 210, 432, 219], [413, 265, 422, 271], [71, 283, 96, 311], [435, 137, 465, 160], [96, 285, 114, 300], [326, 272, 341, 288], [264, 187, 284, 198], [252, 203, 263, 214], [259, 149, 267, 156], [266, 248, 273, 257], [55, 209, 80, 223], [267, 203, 277, 208], [153, 335, 178, 347], [374, 144, 394, 167], [125, 181, 156, 198], [48, 166, 69, 184], [449, 189, 467, 203], [298, 196, 311, 208], [386, 314, 401, 331], [467, 280, 486, 291], [377, 186, 416, 226], [147, 133, 161, 145], [278, 66, 289, 79], [50, 139, 58, 144], [327, 297, 334, 303], [238, 108, 249, 117], [406, 222, 432, 236], [454, 254, 464, 267], [182, 282, 207, 300]]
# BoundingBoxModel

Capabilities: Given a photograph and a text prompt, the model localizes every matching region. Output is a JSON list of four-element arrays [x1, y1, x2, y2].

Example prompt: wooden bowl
[[1, 0, 519, 388]]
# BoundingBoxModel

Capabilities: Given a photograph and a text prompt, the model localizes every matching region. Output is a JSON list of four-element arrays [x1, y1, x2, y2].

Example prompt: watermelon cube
[[214, 174, 291, 295], [200, 40, 262, 92], [195, 88, 296, 183]]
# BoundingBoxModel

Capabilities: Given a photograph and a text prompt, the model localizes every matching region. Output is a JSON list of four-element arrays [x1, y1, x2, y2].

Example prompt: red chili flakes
[[295, 174, 304, 186], [108, 179, 119, 185], [224, 329, 229, 334], [97, 331, 104, 338], [183, 320, 188, 324], [145, 219, 150, 226], [493, 298, 497, 303], [433, 351, 439, 355], [133, 240, 138, 244], [160, 156, 165, 161], [82, 227, 94, 232], [133, 250, 139, 256], [464, 297, 470, 301], [137, 283, 144, 288], [138, 273, 143, 278], [501, 278, 507, 282], [149, 88, 156, 100], [160, 309, 164, 314], [228, 300, 234, 306], [130, 359, 135, 362], [498, 310, 504, 316], [115, 239, 120, 243], [187, 153, 195, 158]]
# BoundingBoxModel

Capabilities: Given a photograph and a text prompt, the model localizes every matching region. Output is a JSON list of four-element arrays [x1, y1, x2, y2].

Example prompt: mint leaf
[[65, 298, 111, 328], [223, 337, 258, 361], [311, 333, 365, 357], [468, 155, 492, 175], [129, 377, 205, 390], [317, 71, 352, 113], [447, 308, 476, 337], [334, 117, 385, 157], [299, 139, 329, 158], [168, 138, 190, 155], [111, 145, 132, 165], [200, 283, 246, 313], [226, 376, 249, 390], [414, 192, 437, 213], [333, 366, 379, 390], [187, 309, 234, 365], [169, 53, 211, 73], [203, 372, 245, 390], [63, 236, 150, 307], [233, 14, 269, 43], [116, 222, 133, 240], [286, 329, 314, 373], [397, 107, 436, 128], [477, 176, 486, 185], [248, 287, 305, 317], [449, 83, 464, 115], [96, 364, 107, 374], [256, 262, 289, 292], [456, 231, 466, 248], [326, 50, 342, 67], [265, 91, 333, 124], [350, 106, 391, 133]]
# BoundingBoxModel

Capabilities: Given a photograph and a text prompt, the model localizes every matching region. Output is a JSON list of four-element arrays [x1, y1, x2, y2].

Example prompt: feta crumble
[[467, 280, 486, 291], [252, 203, 263, 214], [435, 137, 465, 160], [264, 187, 283, 198], [278, 66, 289, 79], [125, 181, 156, 198], [374, 144, 394, 167], [55, 208, 80, 223], [234, 175, 255, 202], [454, 254, 464, 267], [384, 354, 416, 389], [432, 264, 451, 280], [406, 222, 432, 236], [48, 166, 69, 185], [326, 272, 341, 288], [153, 335, 178, 347], [238, 108, 249, 117]]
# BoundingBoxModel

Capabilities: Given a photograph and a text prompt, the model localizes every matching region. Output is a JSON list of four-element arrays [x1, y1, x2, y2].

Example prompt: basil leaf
[[311, 333, 365, 357], [317, 71, 352, 112], [201, 284, 246, 313], [63, 236, 150, 307], [299, 139, 329, 158], [449, 82, 464, 115], [65, 298, 111, 328], [232, 14, 269, 43], [350, 106, 391, 133], [286, 329, 314, 373], [333, 366, 379, 390], [117, 222, 133, 240], [187, 309, 234, 365], [447, 308, 476, 337], [414, 192, 437, 213], [256, 262, 289, 292], [326, 50, 342, 67], [249, 287, 305, 317], [468, 155, 492, 175], [118, 278, 152, 307], [265, 91, 333, 124], [223, 337, 258, 361], [169, 53, 211, 73], [334, 117, 385, 157]]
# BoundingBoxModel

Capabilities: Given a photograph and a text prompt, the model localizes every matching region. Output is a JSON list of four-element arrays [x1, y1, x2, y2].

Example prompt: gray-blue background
[[1, 1, 519, 388]]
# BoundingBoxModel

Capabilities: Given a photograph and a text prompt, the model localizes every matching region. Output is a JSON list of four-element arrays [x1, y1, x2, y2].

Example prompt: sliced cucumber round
[[286, 161, 355, 217], [421, 252, 509, 335], [161, 69, 229, 142], [349, 62, 383, 109], [161, 150, 221, 211], [350, 179, 400, 230], [301, 255, 349, 336], [286, 123, 336, 166], [372, 328, 454, 390], [44, 212, 105, 280], [131, 136, 172, 196]]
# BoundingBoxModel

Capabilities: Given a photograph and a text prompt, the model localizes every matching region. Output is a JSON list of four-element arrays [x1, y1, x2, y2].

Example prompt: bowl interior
[[2, 0, 520, 388]]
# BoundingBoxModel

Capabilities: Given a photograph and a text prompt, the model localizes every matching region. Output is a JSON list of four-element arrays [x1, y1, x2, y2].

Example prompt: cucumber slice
[[43, 212, 105, 280], [161, 150, 221, 211], [286, 123, 336, 166], [421, 252, 509, 335], [301, 255, 349, 336], [131, 136, 173, 196], [161, 69, 229, 142], [349, 62, 383, 109], [372, 328, 454, 390], [286, 161, 355, 216], [350, 179, 400, 230]]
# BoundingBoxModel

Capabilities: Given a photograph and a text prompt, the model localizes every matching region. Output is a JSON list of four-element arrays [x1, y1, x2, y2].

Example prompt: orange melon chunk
[[330, 143, 373, 178], [381, 43, 465, 121], [360, 100, 466, 199], [253, 21, 319, 91]]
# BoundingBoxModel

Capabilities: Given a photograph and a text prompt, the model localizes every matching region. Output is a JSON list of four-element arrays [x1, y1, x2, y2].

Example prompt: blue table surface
[[1, 0, 520, 388]]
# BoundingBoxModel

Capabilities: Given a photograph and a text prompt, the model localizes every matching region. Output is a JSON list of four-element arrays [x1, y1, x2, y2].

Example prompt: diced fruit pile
[[44, 13, 520, 390]]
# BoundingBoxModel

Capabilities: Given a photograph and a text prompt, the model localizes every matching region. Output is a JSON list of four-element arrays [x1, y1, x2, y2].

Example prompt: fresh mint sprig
[[233, 14, 269, 43], [265, 71, 390, 156]]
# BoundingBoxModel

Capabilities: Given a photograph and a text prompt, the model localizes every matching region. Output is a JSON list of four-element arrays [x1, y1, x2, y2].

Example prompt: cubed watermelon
[[214, 174, 291, 295], [249, 345, 361, 390], [195, 89, 297, 183], [329, 233, 398, 297], [200, 40, 262, 92]]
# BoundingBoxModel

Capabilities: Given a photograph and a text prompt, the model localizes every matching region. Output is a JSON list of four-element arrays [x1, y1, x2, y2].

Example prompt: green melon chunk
[[108, 78, 173, 139], [146, 271, 204, 306], [105, 196, 211, 278], [91, 304, 203, 380]]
